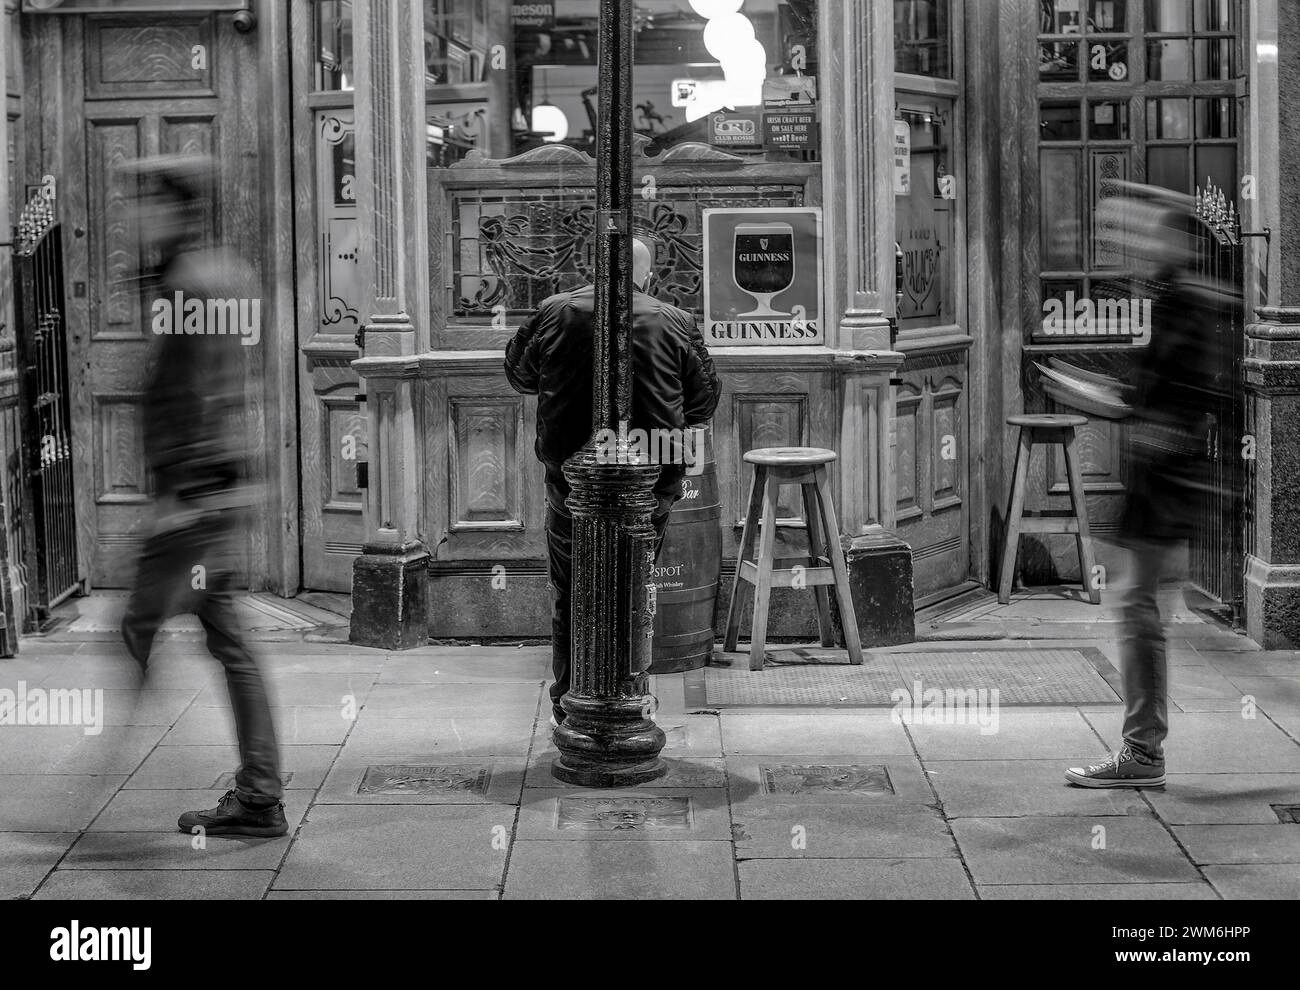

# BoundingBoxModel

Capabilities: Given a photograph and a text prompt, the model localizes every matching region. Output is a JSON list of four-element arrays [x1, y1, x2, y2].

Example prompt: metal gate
[[13, 187, 80, 629], [1187, 181, 1245, 619]]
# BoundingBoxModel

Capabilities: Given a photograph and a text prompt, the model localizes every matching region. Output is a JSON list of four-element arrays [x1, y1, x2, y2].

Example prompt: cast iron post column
[[551, 0, 666, 786]]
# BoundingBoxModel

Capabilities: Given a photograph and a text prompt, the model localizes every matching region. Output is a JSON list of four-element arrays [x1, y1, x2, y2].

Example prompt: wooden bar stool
[[998, 413, 1101, 605], [724, 447, 863, 671]]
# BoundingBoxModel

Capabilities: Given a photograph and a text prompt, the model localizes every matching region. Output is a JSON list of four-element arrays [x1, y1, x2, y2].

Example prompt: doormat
[[683, 647, 1121, 708]]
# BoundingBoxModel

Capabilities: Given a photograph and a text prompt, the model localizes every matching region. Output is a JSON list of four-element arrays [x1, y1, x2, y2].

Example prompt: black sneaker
[[177, 790, 288, 837]]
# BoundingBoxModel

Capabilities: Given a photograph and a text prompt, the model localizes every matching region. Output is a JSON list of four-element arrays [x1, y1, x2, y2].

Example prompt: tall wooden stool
[[724, 447, 863, 670], [998, 414, 1100, 605]]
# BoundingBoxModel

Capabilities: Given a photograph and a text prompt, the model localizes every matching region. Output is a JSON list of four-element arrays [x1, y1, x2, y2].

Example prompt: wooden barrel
[[651, 422, 722, 674]]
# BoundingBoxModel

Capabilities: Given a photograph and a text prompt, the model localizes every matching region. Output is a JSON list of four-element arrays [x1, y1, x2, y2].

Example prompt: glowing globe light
[[531, 102, 569, 143], [703, 12, 754, 61], [689, 0, 744, 18]]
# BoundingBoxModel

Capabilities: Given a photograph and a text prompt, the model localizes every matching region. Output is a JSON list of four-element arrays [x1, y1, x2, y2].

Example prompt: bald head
[[633, 238, 653, 291]]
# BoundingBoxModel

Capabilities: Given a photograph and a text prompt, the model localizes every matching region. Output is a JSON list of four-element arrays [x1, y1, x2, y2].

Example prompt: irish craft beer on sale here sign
[[701, 207, 824, 346]]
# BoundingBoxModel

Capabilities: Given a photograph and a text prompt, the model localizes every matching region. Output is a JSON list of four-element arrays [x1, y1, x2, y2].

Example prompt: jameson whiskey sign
[[702, 207, 824, 345]]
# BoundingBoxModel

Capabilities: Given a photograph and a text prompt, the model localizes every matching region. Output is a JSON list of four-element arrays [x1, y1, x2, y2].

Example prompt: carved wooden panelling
[[95, 396, 147, 501], [735, 394, 806, 523], [161, 114, 217, 241], [86, 119, 142, 338], [85, 17, 215, 99], [894, 384, 922, 521], [449, 397, 524, 530], [322, 394, 365, 513], [931, 379, 963, 508]]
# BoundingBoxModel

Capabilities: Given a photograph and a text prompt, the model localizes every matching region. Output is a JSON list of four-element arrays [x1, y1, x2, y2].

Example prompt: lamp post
[[551, 0, 666, 786]]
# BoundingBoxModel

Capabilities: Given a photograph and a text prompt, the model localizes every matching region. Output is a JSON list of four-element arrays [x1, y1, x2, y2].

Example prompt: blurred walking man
[[1067, 191, 1232, 788], [504, 238, 722, 728], [119, 156, 286, 836]]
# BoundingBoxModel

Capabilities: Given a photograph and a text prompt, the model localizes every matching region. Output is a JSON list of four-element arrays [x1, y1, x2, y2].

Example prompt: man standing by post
[[505, 238, 722, 728]]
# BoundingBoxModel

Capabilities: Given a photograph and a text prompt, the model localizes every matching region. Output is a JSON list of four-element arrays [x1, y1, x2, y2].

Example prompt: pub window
[[1034, 0, 1242, 342], [894, 1, 959, 334], [315, 0, 354, 91]]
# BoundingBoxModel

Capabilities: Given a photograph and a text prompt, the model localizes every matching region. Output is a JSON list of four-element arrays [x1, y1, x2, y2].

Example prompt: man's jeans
[[545, 472, 678, 721], [1119, 537, 1172, 765], [121, 510, 282, 806]]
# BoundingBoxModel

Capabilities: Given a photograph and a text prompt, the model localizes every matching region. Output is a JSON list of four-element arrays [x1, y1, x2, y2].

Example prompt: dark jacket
[[504, 285, 722, 485], [1121, 272, 1232, 541], [142, 247, 252, 504]]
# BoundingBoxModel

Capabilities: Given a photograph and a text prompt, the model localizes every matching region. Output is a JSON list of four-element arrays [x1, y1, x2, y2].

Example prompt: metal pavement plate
[[555, 795, 693, 831], [758, 764, 894, 796], [357, 764, 492, 796]]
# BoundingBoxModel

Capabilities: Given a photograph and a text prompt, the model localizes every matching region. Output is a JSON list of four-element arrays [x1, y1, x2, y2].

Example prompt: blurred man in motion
[[504, 237, 722, 729], [1067, 186, 1234, 788], [118, 156, 286, 836]]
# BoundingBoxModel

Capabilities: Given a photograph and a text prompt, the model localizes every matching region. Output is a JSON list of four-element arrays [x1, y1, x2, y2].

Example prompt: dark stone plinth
[[835, 531, 916, 648], [551, 446, 667, 787], [350, 541, 429, 650]]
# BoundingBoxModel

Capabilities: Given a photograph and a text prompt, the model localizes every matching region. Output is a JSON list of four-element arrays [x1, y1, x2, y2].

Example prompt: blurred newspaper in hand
[[1035, 358, 1134, 420]]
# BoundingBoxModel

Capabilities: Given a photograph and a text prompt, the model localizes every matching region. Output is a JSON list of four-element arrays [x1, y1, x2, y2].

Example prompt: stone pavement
[[1, 600, 1298, 900]]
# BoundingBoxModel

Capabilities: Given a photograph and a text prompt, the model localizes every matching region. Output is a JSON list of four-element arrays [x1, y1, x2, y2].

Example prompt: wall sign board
[[702, 207, 824, 346]]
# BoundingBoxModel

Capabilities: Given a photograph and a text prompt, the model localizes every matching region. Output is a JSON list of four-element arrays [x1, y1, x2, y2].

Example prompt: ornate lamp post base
[[551, 444, 667, 787]]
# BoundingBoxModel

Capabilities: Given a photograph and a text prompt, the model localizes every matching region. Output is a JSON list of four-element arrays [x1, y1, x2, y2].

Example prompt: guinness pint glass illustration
[[733, 221, 795, 318]]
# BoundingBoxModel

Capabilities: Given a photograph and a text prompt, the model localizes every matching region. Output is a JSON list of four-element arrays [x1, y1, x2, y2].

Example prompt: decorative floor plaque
[[1270, 804, 1300, 824], [759, 764, 894, 796], [358, 764, 492, 796], [555, 796, 693, 831]]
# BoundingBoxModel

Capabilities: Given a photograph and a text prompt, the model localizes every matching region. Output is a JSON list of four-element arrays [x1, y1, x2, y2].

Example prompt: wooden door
[[55, 13, 262, 587]]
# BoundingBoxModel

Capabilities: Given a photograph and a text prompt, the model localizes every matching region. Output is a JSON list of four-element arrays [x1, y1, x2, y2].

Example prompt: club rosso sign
[[701, 207, 824, 346]]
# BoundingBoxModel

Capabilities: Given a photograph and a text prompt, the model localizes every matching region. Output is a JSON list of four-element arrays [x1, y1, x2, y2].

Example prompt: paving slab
[[503, 840, 736, 899], [0, 725, 167, 774], [1144, 774, 1300, 824], [951, 816, 1200, 884], [1199, 651, 1300, 675], [732, 803, 956, 859], [363, 682, 543, 718], [0, 832, 77, 898], [515, 788, 732, 840], [1168, 666, 1249, 702], [32, 869, 276, 899], [907, 711, 1103, 761], [94, 689, 200, 726], [1082, 711, 1300, 773], [275, 804, 508, 890], [342, 716, 533, 757], [124, 744, 338, 790], [62, 830, 290, 871], [317, 757, 526, 805], [255, 654, 387, 674], [720, 712, 913, 755], [928, 760, 1149, 818], [0, 774, 126, 830], [1222, 675, 1300, 713], [979, 882, 1218, 900], [1202, 864, 1300, 899], [193, 672, 378, 707], [267, 889, 497, 900], [160, 705, 355, 746], [1171, 824, 1300, 865], [738, 858, 974, 899], [376, 651, 550, 684]]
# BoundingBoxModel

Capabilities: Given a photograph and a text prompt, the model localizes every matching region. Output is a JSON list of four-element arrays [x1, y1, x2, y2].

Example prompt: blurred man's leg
[[120, 531, 179, 672], [1120, 536, 1170, 765]]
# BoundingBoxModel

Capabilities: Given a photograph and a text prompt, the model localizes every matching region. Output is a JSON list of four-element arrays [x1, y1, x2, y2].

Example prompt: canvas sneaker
[[1065, 746, 1165, 788]]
